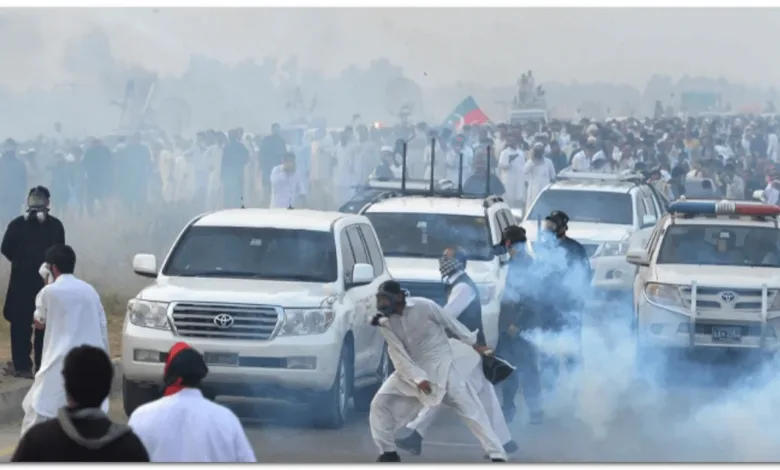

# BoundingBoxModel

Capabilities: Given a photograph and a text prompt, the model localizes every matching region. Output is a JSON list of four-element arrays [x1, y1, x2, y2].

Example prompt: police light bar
[[668, 200, 780, 217]]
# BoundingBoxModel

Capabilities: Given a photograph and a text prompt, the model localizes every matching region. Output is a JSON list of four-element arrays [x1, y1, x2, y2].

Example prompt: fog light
[[286, 356, 317, 370], [134, 349, 162, 363], [606, 269, 623, 280], [650, 323, 665, 335]]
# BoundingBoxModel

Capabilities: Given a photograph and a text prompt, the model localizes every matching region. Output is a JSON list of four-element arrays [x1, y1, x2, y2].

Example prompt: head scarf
[[163, 342, 208, 396]]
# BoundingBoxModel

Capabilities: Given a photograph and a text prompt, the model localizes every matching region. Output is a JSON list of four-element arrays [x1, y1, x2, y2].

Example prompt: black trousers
[[11, 319, 44, 373]]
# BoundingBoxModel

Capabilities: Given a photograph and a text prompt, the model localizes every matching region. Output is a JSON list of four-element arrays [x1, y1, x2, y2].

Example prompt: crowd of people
[[2, 112, 780, 226]]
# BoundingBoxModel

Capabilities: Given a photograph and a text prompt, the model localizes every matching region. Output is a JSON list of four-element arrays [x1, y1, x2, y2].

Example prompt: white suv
[[521, 171, 668, 310], [628, 200, 780, 354], [122, 209, 391, 429], [361, 189, 516, 349]]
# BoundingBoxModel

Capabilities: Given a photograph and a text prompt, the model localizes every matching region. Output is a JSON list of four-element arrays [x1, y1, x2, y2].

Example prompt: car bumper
[[121, 322, 342, 397], [637, 300, 780, 351]]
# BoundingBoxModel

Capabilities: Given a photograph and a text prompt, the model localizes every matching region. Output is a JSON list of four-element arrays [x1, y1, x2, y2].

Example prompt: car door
[[343, 224, 377, 375], [357, 223, 389, 375]]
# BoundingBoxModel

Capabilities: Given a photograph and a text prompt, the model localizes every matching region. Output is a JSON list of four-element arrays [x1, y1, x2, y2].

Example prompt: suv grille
[[399, 281, 448, 306], [171, 302, 281, 340], [679, 287, 777, 312]]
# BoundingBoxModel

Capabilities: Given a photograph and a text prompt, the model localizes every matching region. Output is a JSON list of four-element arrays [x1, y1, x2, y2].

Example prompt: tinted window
[[365, 212, 493, 261], [656, 225, 780, 267], [164, 226, 338, 282], [526, 189, 633, 225], [340, 230, 356, 282], [346, 225, 370, 266], [359, 224, 385, 276]]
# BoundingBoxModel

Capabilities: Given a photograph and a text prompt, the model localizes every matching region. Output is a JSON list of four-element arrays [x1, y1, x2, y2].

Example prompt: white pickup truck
[[121, 208, 392, 429]]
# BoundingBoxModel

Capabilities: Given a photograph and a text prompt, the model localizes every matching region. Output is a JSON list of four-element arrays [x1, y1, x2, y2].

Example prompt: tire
[[312, 344, 353, 429], [354, 346, 391, 412], [122, 377, 161, 416]]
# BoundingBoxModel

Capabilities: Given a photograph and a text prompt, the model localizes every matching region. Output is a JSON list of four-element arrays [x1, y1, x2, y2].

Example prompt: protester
[[1, 186, 65, 379], [367, 280, 507, 462], [396, 248, 517, 458], [270, 151, 306, 209], [12, 345, 149, 462], [497, 135, 525, 207], [20, 243, 110, 436], [128, 342, 256, 462]]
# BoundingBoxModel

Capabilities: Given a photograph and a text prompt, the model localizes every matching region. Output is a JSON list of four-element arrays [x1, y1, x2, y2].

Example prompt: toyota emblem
[[213, 313, 235, 329], [720, 291, 737, 303]]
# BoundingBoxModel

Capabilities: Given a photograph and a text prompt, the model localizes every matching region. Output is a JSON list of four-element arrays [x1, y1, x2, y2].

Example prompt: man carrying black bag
[[395, 247, 517, 458]]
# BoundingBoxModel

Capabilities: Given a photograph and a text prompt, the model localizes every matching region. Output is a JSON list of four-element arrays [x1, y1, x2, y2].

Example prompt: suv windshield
[[365, 212, 493, 261], [526, 189, 633, 225], [656, 225, 780, 267], [164, 226, 338, 282]]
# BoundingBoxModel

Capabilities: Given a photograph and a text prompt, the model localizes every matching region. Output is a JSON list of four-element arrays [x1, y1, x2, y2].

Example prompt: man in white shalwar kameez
[[21, 244, 110, 436], [497, 136, 526, 209], [396, 250, 515, 458], [368, 280, 507, 462]]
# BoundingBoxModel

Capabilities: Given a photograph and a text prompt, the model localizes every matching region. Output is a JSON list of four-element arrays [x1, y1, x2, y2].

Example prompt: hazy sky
[[2, 7, 780, 91]]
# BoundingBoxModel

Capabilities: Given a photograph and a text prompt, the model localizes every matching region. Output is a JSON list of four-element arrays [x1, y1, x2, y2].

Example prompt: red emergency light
[[669, 200, 780, 217]]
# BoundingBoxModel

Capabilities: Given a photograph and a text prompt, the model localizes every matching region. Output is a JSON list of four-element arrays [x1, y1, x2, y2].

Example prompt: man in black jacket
[[494, 225, 543, 425], [12, 345, 149, 462], [1, 186, 65, 378]]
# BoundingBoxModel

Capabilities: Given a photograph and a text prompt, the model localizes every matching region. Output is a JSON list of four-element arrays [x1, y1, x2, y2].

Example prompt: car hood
[[653, 265, 780, 288], [385, 257, 497, 284], [137, 277, 337, 307], [521, 221, 633, 243]]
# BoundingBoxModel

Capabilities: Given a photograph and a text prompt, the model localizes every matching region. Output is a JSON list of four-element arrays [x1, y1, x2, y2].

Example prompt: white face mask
[[38, 263, 52, 284]]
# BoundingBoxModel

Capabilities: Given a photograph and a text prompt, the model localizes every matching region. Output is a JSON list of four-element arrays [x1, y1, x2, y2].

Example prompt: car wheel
[[312, 344, 352, 429], [122, 377, 161, 416], [354, 346, 390, 412]]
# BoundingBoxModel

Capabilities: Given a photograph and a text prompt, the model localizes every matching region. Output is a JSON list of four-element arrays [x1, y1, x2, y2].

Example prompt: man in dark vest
[[395, 247, 516, 458]]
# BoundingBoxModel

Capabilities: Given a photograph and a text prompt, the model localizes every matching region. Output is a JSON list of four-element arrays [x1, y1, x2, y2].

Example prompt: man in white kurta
[[524, 142, 557, 205], [21, 245, 110, 436], [270, 152, 307, 209], [497, 136, 526, 209], [397, 253, 515, 457], [368, 280, 507, 462]]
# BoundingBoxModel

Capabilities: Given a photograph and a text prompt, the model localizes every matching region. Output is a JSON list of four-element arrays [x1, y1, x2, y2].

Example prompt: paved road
[[0, 324, 777, 462]]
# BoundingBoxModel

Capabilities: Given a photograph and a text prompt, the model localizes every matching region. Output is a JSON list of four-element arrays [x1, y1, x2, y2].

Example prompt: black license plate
[[711, 326, 742, 343], [204, 352, 239, 366]]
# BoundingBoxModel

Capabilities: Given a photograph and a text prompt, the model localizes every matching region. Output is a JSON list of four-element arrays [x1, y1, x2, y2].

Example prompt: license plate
[[711, 326, 742, 343], [204, 352, 239, 366]]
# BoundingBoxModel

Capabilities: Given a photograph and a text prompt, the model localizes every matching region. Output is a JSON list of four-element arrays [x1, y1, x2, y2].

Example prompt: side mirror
[[640, 214, 657, 228], [350, 263, 374, 286], [132, 254, 158, 278], [626, 248, 650, 267], [753, 190, 765, 202]]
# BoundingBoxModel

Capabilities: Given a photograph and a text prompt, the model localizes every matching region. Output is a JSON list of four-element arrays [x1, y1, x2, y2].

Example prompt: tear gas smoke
[[510, 238, 780, 462]]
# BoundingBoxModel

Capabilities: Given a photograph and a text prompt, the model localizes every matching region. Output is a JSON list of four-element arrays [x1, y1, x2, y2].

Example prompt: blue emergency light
[[668, 199, 780, 217]]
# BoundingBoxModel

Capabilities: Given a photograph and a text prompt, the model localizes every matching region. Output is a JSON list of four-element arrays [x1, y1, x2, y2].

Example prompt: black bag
[[482, 354, 515, 385]]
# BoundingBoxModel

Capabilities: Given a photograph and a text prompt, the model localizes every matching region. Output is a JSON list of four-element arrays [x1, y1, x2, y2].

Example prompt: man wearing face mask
[[395, 249, 517, 458], [368, 280, 507, 462], [20, 244, 109, 436], [495, 225, 543, 425], [1, 186, 65, 379], [536, 211, 591, 372]]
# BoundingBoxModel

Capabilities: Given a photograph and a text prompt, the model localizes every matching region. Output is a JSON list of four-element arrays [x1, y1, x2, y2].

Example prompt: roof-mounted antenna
[[457, 151, 464, 194], [429, 137, 436, 196], [401, 141, 408, 195], [485, 145, 492, 197]]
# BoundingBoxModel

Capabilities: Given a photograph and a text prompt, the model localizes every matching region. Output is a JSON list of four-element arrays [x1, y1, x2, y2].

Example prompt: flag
[[441, 96, 491, 129]]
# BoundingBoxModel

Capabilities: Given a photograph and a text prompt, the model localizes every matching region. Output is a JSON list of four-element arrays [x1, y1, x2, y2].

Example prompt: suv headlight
[[644, 283, 683, 308], [128, 300, 170, 330], [475, 283, 496, 306], [598, 241, 630, 257], [280, 308, 335, 336]]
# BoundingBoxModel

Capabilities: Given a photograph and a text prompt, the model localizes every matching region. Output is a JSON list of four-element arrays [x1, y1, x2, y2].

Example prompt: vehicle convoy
[[121, 208, 392, 429], [627, 200, 780, 354], [521, 170, 669, 308]]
